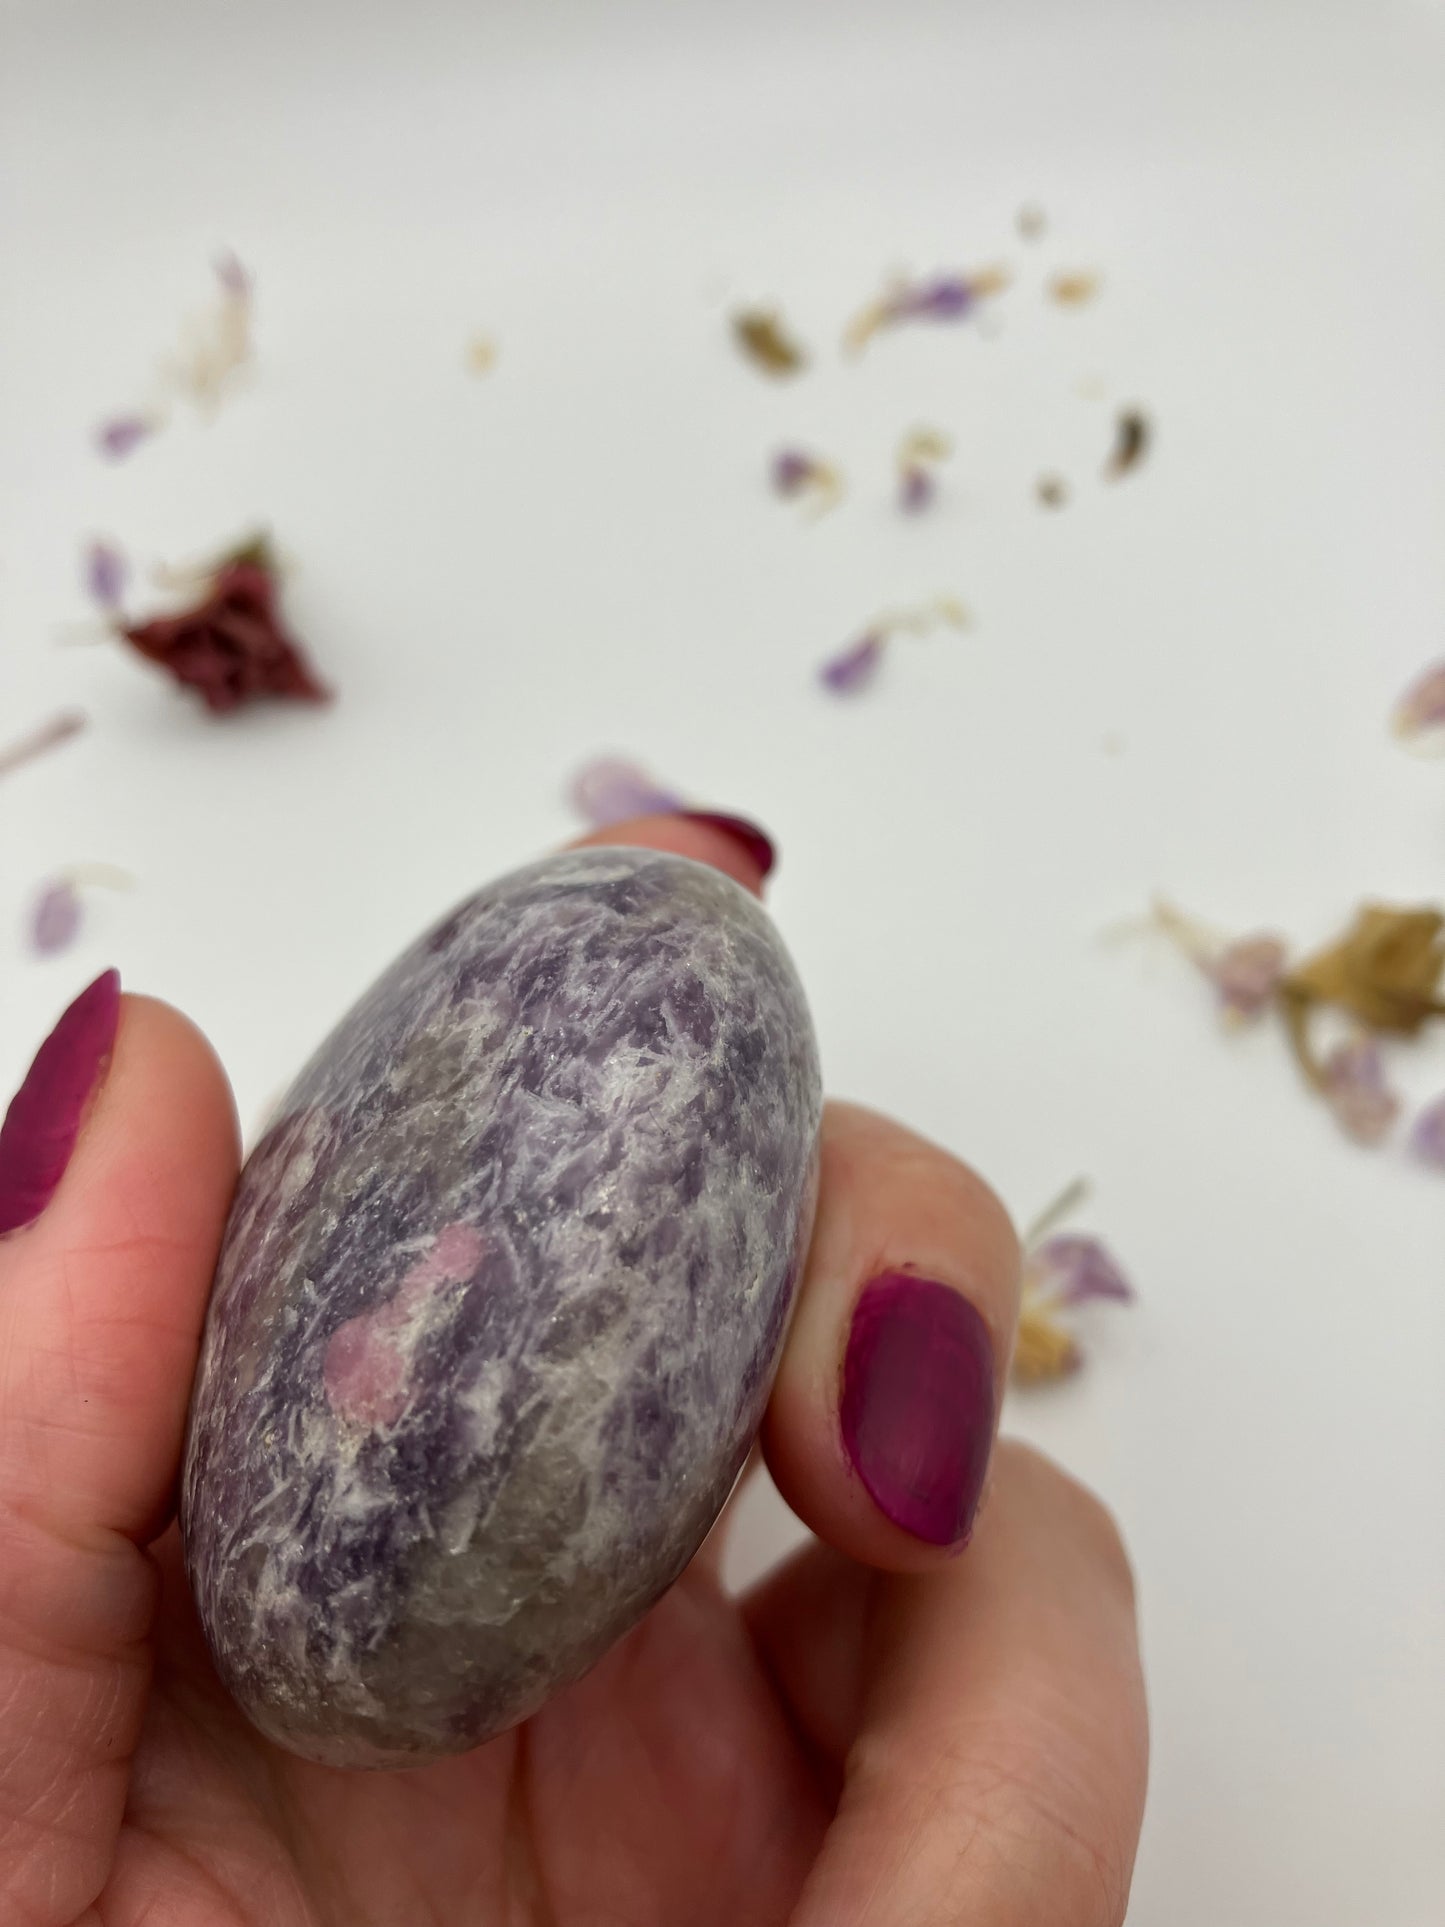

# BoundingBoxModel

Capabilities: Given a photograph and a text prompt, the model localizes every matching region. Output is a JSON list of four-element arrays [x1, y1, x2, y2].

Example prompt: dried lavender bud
[[1025, 1234, 1134, 1307], [819, 631, 885, 695], [1393, 660, 1445, 748], [181, 847, 823, 1767], [769, 448, 842, 513], [1211, 934, 1290, 1022], [1409, 1094, 1445, 1170], [94, 415, 156, 461], [28, 879, 82, 956], [1319, 1037, 1400, 1145], [844, 269, 1007, 353], [83, 539, 129, 611], [568, 757, 685, 827]]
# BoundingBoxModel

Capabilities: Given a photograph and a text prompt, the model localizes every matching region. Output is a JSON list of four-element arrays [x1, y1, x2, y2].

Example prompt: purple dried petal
[[95, 415, 155, 461], [1026, 1234, 1135, 1307], [1408, 1094, 1445, 1170], [1320, 1037, 1401, 1145], [895, 275, 977, 321], [772, 449, 815, 496], [29, 879, 83, 957], [83, 539, 129, 611], [568, 757, 685, 828], [1208, 933, 1289, 1021], [214, 250, 252, 298], [1393, 660, 1445, 743], [819, 631, 885, 695], [899, 465, 935, 514]]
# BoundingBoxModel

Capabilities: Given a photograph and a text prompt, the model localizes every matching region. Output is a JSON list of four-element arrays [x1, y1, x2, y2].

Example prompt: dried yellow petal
[[732, 308, 807, 375], [1013, 1304, 1081, 1384]]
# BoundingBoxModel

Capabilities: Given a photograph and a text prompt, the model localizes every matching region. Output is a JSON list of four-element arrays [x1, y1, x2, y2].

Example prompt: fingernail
[[841, 1272, 996, 1547], [0, 969, 121, 1236], [674, 811, 777, 881]]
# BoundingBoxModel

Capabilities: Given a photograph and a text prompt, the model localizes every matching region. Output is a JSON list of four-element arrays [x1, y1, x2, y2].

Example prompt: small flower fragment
[[1104, 407, 1151, 479], [1282, 904, 1445, 1040], [843, 268, 1009, 355], [1014, 1179, 1134, 1386], [83, 539, 129, 612], [732, 307, 807, 376], [1318, 1036, 1401, 1145], [465, 333, 499, 376], [568, 757, 686, 828], [26, 864, 132, 960], [94, 413, 161, 461], [0, 710, 87, 782], [1036, 473, 1069, 509], [1392, 659, 1445, 751], [770, 447, 843, 515], [1048, 270, 1101, 307], [1150, 898, 1290, 1024], [896, 427, 952, 514], [1409, 1093, 1445, 1171], [817, 595, 968, 697], [117, 534, 330, 715]]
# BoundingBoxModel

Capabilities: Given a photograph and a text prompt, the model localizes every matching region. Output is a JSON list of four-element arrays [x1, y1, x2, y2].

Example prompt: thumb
[[0, 976, 238, 1927]]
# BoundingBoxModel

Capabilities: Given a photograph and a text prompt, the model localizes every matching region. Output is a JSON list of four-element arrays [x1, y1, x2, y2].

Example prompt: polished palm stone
[[180, 847, 822, 1768]]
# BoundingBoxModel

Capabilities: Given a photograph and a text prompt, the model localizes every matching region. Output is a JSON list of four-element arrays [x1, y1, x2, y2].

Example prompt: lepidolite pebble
[[180, 847, 822, 1767]]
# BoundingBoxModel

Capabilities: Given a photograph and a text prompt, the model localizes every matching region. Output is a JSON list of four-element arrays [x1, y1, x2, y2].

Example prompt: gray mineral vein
[[181, 847, 822, 1767]]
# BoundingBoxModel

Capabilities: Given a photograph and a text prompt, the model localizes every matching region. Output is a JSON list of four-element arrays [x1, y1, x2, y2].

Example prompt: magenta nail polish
[[674, 811, 777, 880], [0, 969, 121, 1236], [841, 1272, 996, 1547]]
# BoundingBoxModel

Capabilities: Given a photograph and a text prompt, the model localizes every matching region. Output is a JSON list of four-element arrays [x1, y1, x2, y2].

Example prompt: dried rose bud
[[819, 631, 885, 695], [568, 757, 685, 828], [1409, 1094, 1445, 1171], [1392, 659, 1445, 748], [119, 538, 329, 715], [1319, 1037, 1400, 1145]]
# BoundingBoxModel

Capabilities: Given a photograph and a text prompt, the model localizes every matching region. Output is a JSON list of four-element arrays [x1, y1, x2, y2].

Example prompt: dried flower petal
[[94, 414, 158, 461], [118, 535, 329, 715], [896, 427, 951, 514], [29, 879, 82, 957], [1319, 1037, 1401, 1145], [899, 466, 935, 513], [1150, 899, 1289, 1024], [1409, 1094, 1445, 1170], [465, 333, 498, 375], [166, 255, 254, 416], [1037, 474, 1069, 508], [1104, 408, 1151, 479], [1282, 905, 1445, 1041], [1013, 1305, 1081, 1384], [83, 540, 129, 611], [1025, 1234, 1135, 1307], [770, 448, 843, 515], [1392, 659, 1445, 749], [732, 308, 807, 375], [568, 757, 685, 828], [214, 250, 251, 298], [844, 269, 1008, 354], [1049, 271, 1101, 306], [0, 711, 87, 781], [819, 631, 885, 695]]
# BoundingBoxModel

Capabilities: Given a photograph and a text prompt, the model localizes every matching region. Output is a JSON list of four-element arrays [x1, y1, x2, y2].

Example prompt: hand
[[0, 815, 1147, 1927]]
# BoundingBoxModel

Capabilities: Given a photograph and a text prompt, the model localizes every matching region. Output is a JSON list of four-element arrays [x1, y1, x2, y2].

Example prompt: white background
[[2, 1, 1443, 1919]]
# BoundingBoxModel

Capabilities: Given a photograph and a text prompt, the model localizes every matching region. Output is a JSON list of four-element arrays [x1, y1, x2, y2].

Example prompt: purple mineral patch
[[181, 846, 822, 1767]]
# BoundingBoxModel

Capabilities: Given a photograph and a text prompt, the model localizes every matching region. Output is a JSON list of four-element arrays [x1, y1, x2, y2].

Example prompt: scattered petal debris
[[116, 533, 330, 715], [1281, 904, 1445, 1043], [465, 333, 498, 375], [1318, 1036, 1401, 1145], [29, 878, 82, 956], [1151, 899, 1290, 1024], [843, 267, 1009, 355], [568, 757, 686, 828], [26, 863, 133, 960], [770, 447, 844, 515], [1014, 1178, 1134, 1385], [83, 539, 129, 612], [1409, 1093, 1445, 1171], [1104, 407, 1151, 479], [818, 595, 968, 696], [93, 253, 254, 456], [1016, 204, 1047, 241], [1049, 270, 1101, 306], [95, 414, 161, 462], [1036, 474, 1070, 509], [896, 427, 952, 514], [1392, 659, 1445, 751], [0, 711, 87, 782], [732, 307, 807, 375]]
